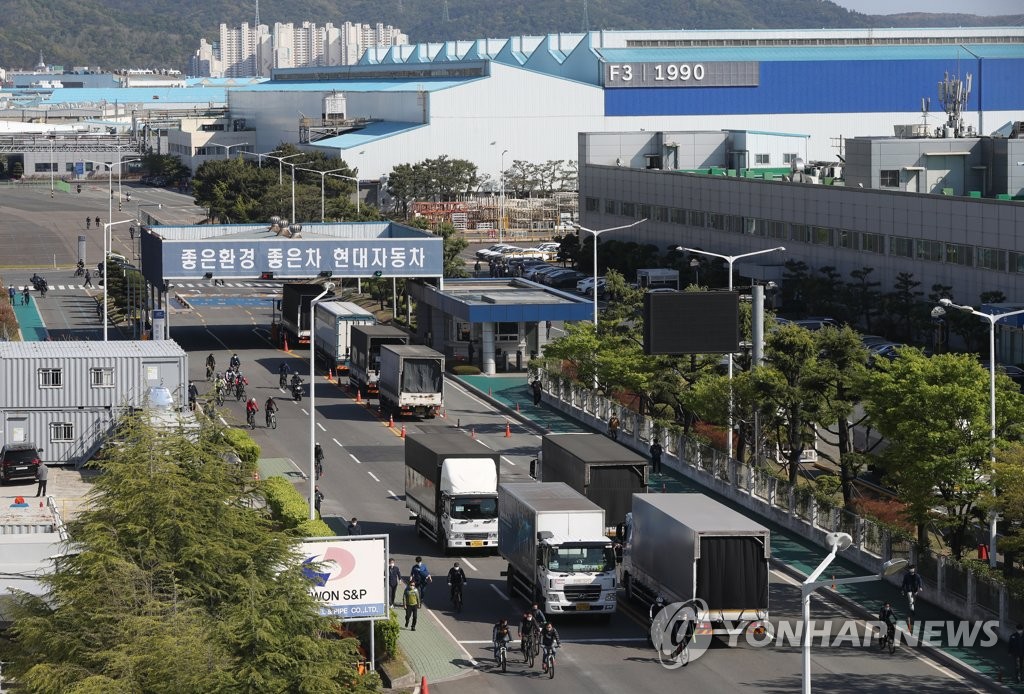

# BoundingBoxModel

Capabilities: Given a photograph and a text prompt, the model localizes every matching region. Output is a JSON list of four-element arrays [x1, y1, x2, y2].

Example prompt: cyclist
[[519, 611, 540, 662], [492, 618, 512, 663], [447, 561, 467, 604], [901, 564, 923, 624], [205, 353, 216, 380], [278, 361, 290, 388], [539, 621, 561, 671], [225, 368, 236, 387], [213, 374, 226, 402], [235, 373, 247, 400], [86, 216, 91, 229], [879, 601, 897, 650], [229, 353, 241, 371], [530, 601, 547, 627], [265, 396, 278, 427], [245, 397, 259, 426]]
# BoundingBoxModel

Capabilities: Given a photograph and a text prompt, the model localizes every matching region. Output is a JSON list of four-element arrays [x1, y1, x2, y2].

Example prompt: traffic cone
[[420, 676, 430, 694], [283, 334, 290, 352], [471, 427, 476, 439], [388, 414, 394, 428], [400, 424, 406, 438], [505, 421, 511, 438], [328, 367, 334, 382], [355, 389, 362, 403]]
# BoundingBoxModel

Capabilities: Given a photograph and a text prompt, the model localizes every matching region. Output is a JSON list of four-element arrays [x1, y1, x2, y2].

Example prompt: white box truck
[[378, 344, 443, 419], [622, 493, 770, 639], [405, 433, 500, 552], [499, 482, 617, 617], [313, 300, 375, 376]]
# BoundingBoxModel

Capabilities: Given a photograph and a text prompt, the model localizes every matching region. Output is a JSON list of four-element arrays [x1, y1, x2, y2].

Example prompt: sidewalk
[[11, 293, 48, 341], [392, 600, 476, 684], [454, 372, 1024, 692]]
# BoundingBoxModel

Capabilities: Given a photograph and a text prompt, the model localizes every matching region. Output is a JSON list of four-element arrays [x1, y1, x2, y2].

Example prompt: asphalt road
[[165, 287, 986, 694]]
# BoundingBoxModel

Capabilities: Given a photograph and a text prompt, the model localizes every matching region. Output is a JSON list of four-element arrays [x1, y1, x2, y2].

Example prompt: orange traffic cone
[[388, 414, 394, 428], [283, 334, 289, 352], [505, 421, 512, 438], [420, 676, 430, 694], [401, 424, 406, 438], [471, 428, 476, 439], [355, 389, 362, 403], [328, 367, 334, 382]]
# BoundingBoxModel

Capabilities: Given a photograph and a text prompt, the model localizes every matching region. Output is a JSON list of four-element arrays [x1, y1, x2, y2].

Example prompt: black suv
[[0, 444, 41, 484]]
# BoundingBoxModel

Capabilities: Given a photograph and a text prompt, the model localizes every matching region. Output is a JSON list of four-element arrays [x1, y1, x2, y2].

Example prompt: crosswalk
[[13, 282, 286, 293]]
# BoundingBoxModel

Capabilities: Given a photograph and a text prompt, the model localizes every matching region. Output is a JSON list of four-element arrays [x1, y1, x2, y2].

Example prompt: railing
[[531, 366, 1019, 640]]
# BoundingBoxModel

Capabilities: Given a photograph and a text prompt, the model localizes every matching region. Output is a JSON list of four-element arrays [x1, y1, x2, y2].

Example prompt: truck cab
[[537, 532, 618, 614], [442, 492, 499, 549]]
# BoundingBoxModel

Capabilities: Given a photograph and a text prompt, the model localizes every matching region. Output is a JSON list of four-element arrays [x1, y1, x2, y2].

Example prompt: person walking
[[608, 413, 620, 441], [403, 580, 421, 630], [650, 440, 663, 474], [83, 270, 93, 288], [1009, 623, 1024, 684], [388, 558, 402, 606], [22, 286, 29, 305], [347, 517, 361, 535], [314, 487, 324, 513], [532, 378, 543, 406], [7, 284, 14, 304], [410, 557, 432, 603], [35, 461, 49, 497]]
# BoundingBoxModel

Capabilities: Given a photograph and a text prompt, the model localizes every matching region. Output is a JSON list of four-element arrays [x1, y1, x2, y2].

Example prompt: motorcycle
[[291, 381, 303, 402], [31, 275, 48, 296]]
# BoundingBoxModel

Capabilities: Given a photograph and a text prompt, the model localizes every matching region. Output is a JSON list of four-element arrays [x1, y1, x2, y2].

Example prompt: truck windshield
[[450, 497, 497, 520], [548, 545, 616, 573]]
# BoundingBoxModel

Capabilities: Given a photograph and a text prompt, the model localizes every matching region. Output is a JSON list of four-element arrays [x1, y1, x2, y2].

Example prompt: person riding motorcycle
[[492, 618, 512, 662], [290, 373, 303, 400], [519, 611, 540, 660], [265, 397, 278, 426]]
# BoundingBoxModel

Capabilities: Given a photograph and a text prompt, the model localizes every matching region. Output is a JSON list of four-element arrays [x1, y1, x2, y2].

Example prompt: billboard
[[643, 291, 740, 355], [158, 238, 444, 280], [301, 535, 388, 621]]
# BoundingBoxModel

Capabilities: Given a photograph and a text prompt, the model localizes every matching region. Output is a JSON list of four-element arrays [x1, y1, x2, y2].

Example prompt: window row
[[584, 197, 1022, 272], [38, 367, 115, 389], [33, 162, 106, 173]]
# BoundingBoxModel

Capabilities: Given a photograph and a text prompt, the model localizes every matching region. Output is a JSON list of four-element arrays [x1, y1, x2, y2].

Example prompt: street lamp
[[572, 219, 648, 325], [499, 149, 508, 244], [801, 532, 907, 694], [260, 152, 304, 186], [689, 257, 700, 286], [309, 282, 335, 520], [938, 298, 1024, 568], [296, 167, 347, 222], [326, 172, 361, 217], [206, 142, 250, 159], [100, 218, 139, 341], [679, 245, 786, 461]]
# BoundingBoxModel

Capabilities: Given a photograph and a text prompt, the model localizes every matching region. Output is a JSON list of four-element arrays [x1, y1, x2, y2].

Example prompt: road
[[164, 286, 985, 694]]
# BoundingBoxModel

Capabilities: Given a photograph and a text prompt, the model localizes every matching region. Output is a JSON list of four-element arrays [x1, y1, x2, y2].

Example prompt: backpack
[[405, 587, 420, 607]]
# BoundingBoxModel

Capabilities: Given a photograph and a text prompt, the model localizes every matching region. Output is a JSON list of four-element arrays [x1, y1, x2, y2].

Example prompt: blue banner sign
[[159, 238, 443, 279]]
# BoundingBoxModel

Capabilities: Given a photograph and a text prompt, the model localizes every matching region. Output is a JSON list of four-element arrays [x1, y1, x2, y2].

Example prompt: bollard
[[400, 424, 406, 438], [488, 387, 492, 396], [457, 418, 461, 428], [471, 428, 476, 439]]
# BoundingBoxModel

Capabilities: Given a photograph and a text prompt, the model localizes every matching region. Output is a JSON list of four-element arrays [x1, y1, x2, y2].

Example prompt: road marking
[[349, 453, 361, 464], [489, 585, 511, 601], [476, 440, 492, 449], [457, 637, 646, 644], [502, 456, 517, 467], [426, 607, 478, 667], [218, 415, 229, 426], [459, 557, 479, 572], [367, 471, 380, 482], [204, 328, 231, 351], [333, 437, 344, 447], [387, 489, 400, 499], [317, 422, 326, 432], [300, 408, 309, 415]]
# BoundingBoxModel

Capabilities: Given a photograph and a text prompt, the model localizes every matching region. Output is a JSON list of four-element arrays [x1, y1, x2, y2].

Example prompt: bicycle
[[880, 624, 896, 654], [266, 411, 277, 429], [214, 390, 224, 407], [247, 410, 256, 430], [521, 631, 538, 667], [542, 644, 558, 679], [279, 372, 288, 389], [235, 383, 245, 401], [496, 641, 508, 673], [451, 584, 463, 613]]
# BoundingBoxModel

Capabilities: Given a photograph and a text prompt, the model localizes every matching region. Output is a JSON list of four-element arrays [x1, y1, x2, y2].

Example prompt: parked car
[[576, 276, 605, 294], [476, 244, 514, 261], [524, 264, 557, 281], [867, 342, 905, 367], [793, 317, 841, 331], [548, 270, 587, 289], [0, 443, 42, 485], [979, 361, 1024, 391]]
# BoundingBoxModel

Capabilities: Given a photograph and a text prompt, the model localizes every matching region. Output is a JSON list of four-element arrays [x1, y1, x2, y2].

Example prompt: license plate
[[15, 466, 28, 471], [469, 540, 484, 547], [575, 602, 590, 611]]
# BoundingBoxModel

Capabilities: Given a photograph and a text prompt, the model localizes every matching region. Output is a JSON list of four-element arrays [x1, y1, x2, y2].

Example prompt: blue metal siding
[[603, 58, 1024, 116]]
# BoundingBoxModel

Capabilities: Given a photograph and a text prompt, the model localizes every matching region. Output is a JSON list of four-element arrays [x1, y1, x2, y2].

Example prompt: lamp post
[[679, 245, 786, 461], [937, 298, 1024, 568], [206, 142, 250, 160], [572, 219, 647, 325], [244, 149, 282, 170], [326, 173, 360, 217], [499, 149, 508, 244], [262, 152, 304, 186], [100, 218, 139, 340], [689, 257, 700, 286], [800, 531, 907, 693], [309, 282, 335, 520], [296, 167, 347, 222]]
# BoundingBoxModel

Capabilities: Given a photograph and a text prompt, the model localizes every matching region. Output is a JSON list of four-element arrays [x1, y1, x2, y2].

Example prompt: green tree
[[982, 444, 1024, 575], [862, 350, 1024, 555], [845, 266, 882, 332], [406, 218, 468, 278], [4, 416, 377, 693], [884, 271, 923, 342]]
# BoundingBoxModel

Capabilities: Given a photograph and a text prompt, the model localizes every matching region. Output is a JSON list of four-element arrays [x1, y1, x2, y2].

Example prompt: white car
[[577, 276, 605, 293], [475, 244, 515, 260]]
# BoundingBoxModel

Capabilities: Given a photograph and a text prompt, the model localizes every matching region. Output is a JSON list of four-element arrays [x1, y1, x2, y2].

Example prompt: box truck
[[378, 344, 443, 419], [622, 493, 770, 639], [499, 482, 617, 617], [539, 433, 648, 528], [280, 282, 334, 345], [348, 325, 409, 397], [313, 300, 375, 375], [405, 433, 501, 552]]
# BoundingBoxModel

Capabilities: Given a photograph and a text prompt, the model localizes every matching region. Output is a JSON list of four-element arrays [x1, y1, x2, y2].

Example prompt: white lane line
[[367, 471, 380, 482], [218, 415, 229, 426], [476, 440, 492, 449], [459, 637, 646, 644], [426, 608, 478, 667], [387, 489, 400, 499], [459, 557, 479, 572], [317, 422, 326, 432], [489, 585, 511, 601], [333, 438, 343, 447], [300, 407, 309, 415], [502, 455, 517, 467], [350, 453, 362, 464]]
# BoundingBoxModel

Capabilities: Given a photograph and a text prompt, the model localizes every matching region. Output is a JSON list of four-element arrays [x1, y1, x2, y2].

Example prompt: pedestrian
[[650, 440, 663, 474], [545, 320, 552, 340], [474, 259, 482, 276], [347, 517, 361, 535], [532, 378, 543, 406], [314, 487, 324, 513], [468, 339, 475, 365], [129, 225, 135, 240], [188, 381, 199, 411], [35, 461, 48, 497], [388, 558, 402, 606], [7, 284, 14, 304], [608, 413, 620, 441], [22, 286, 29, 305], [410, 556, 432, 602], [83, 270, 92, 288], [1010, 623, 1024, 684], [403, 579, 421, 630]]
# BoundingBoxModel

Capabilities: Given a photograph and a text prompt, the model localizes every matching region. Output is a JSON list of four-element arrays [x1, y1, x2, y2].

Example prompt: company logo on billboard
[[302, 546, 357, 587]]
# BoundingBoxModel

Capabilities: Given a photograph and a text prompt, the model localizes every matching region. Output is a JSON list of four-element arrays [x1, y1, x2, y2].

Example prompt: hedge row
[[221, 427, 260, 464], [262, 476, 332, 536]]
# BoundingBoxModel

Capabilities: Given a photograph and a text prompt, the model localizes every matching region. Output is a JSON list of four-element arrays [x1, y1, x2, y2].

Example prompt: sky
[[832, 0, 1022, 14]]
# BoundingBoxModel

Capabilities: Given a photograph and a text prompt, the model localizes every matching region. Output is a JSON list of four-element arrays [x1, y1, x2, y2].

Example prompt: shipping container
[[313, 300, 376, 374]]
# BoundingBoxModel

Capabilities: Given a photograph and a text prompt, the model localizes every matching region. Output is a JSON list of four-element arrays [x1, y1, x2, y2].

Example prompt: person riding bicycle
[[205, 353, 216, 377], [214, 375, 226, 398], [245, 397, 259, 423], [447, 561, 467, 604], [229, 353, 241, 371], [278, 361, 289, 386], [530, 602, 547, 627], [492, 618, 512, 662], [540, 622, 561, 670], [235, 374, 246, 399], [225, 368, 236, 387], [879, 601, 897, 646], [901, 564, 923, 619], [86, 216, 91, 229], [76, 259, 85, 275], [265, 397, 278, 426], [519, 611, 540, 659]]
